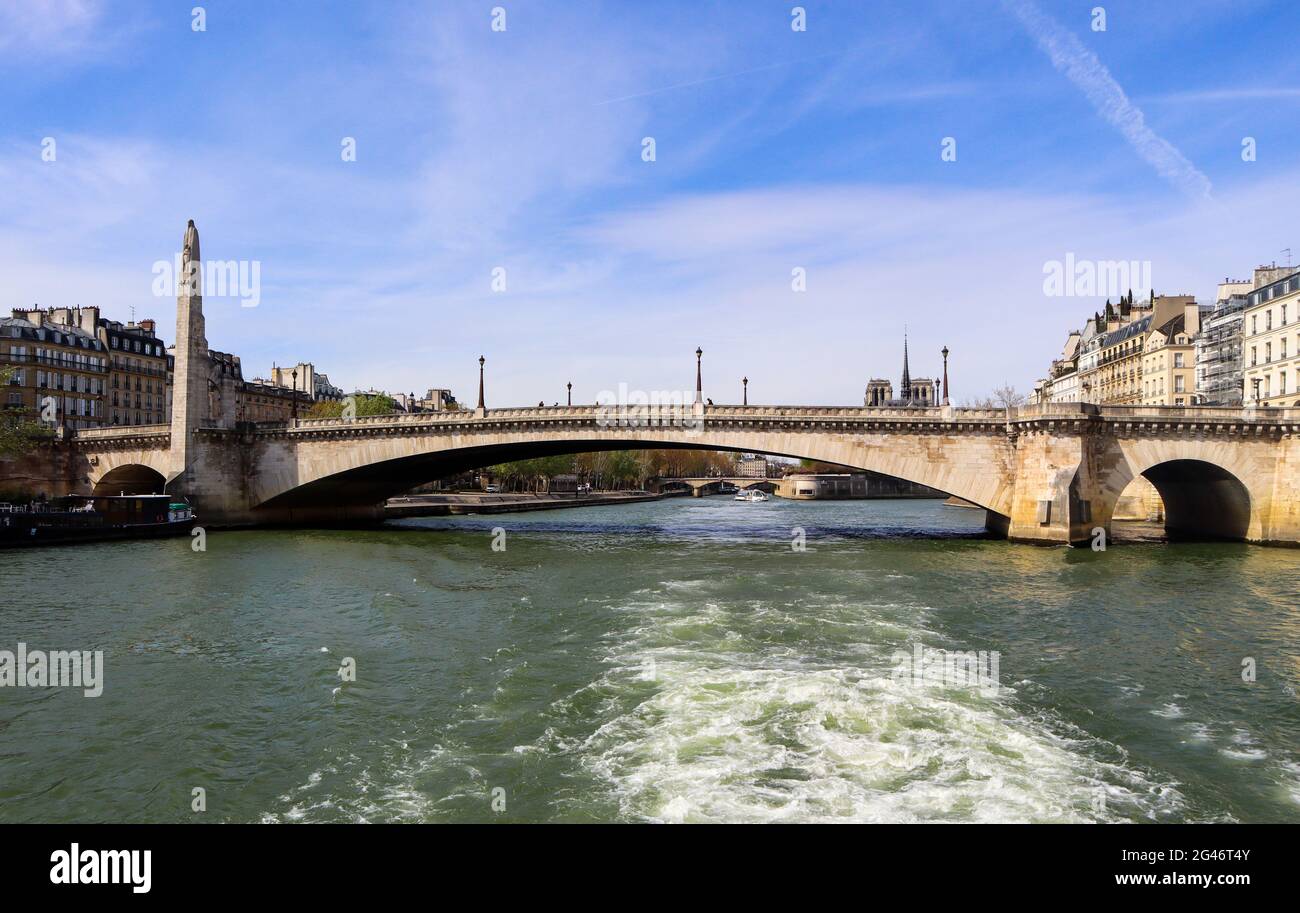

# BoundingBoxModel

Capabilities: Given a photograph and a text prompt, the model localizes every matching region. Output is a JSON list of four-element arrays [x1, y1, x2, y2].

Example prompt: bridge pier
[[1004, 421, 1097, 547]]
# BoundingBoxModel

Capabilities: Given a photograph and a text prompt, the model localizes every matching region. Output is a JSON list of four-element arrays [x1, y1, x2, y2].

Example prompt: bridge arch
[[1141, 459, 1252, 541], [1098, 439, 1263, 542], [92, 463, 167, 496], [249, 422, 1016, 523]]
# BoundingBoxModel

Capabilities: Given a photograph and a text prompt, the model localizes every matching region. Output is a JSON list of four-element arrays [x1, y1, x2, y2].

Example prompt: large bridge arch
[[248, 418, 1018, 522]]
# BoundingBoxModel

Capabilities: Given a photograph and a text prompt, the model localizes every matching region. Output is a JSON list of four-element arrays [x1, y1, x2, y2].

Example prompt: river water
[[2, 497, 1299, 823]]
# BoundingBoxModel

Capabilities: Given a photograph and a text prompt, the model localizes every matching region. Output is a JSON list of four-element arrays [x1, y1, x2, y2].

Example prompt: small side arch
[[92, 463, 167, 496], [1140, 459, 1252, 541]]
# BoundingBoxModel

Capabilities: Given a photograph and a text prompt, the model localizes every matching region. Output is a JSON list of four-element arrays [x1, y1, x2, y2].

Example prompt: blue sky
[[2, 0, 1299, 405]]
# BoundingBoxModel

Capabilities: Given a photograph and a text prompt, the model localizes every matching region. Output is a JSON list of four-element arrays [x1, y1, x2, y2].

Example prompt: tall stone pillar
[[169, 219, 209, 490]]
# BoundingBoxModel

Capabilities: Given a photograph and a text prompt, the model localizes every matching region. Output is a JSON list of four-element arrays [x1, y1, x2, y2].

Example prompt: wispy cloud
[[0, 0, 146, 63], [1002, 0, 1212, 199], [595, 49, 852, 107], [1143, 87, 1300, 104], [0, 0, 99, 49]]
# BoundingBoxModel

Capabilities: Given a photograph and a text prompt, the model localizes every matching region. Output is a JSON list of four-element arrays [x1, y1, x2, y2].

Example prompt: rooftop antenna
[[1284, 248, 1293, 268]]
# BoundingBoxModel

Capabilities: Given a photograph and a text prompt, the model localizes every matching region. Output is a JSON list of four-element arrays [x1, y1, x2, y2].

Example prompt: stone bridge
[[38, 221, 1300, 546], [649, 476, 779, 495], [66, 402, 1300, 547]]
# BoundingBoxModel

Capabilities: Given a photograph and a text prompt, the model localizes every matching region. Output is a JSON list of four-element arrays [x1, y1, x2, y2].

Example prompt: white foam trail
[[580, 594, 1186, 823]]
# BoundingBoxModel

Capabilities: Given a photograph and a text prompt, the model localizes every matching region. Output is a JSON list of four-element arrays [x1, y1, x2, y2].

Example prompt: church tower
[[170, 219, 209, 486], [900, 330, 913, 403]]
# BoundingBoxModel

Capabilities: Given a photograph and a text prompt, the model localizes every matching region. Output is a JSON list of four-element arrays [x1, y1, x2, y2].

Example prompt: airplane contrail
[[1003, 0, 1212, 199]]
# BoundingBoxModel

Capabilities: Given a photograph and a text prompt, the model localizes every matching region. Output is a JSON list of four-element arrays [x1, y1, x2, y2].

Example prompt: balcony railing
[[0, 350, 109, 373]]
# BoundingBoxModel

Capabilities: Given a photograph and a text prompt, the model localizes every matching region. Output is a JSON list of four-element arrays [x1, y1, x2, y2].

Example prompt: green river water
[[2, 497, 1299, 823]]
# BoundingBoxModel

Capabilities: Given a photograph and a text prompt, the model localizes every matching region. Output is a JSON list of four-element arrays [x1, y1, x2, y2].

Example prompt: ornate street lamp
[[941, 346, 950, 405], [695, 347, 703, 404], [477, 356, 486, 410], [567, 381, 572, 407], [742, 376, 748, 406]]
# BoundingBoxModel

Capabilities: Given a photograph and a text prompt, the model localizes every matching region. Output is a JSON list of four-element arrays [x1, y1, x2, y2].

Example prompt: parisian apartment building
[[4, 305, 350, 429], [1036, 262, 1300, 408]]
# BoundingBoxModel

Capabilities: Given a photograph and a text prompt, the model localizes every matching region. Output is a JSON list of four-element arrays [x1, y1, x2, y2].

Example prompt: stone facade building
[[269, 362, 344, 402], [1241, 268, 1300, 406], [735, 456, 773, 478], [99, 314, 168, 426], [1038, 331, 1082, 403], [3, 307, 109, 430], [1140, 309, 1199, 406], [1056, 294, 1198, 406], [1094, 316, 1150, 404]]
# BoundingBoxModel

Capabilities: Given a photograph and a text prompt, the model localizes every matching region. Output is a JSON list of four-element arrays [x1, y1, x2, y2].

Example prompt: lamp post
[[291, 368, 298, 421], [742, 376, 748, 406], [1252, 376, 1261, 405], [477, 356, 486, 411], [941, 346, 950, 406], [695, 347, 703, 404], [567, 381, 572, 407]]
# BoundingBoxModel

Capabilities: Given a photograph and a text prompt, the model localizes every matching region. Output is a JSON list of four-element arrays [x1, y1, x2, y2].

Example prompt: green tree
[[305, 392, 401, 419], [0, 367, 52, 458]]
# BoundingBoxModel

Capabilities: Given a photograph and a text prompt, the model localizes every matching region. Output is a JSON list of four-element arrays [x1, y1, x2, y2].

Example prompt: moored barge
[[0, 495, 196, 548]]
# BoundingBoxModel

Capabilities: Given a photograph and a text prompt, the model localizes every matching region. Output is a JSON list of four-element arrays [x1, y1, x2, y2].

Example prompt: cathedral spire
[[900, 328, 912, 402]]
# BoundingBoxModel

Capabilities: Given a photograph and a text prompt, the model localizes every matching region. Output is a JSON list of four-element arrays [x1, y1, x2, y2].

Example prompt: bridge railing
[[1088, 404, 1300, 421], [282, 404, 1018, 429], [274, 403, 1035, 428], [71, 423, 170, 441], [1010, 402, 1300, 422], [81, 404, 1297, 442], [702, 405, 1009, 421]]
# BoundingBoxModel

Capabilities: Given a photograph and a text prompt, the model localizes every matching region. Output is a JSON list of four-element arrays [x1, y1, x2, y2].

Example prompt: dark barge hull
[[0, 519, 196, 549]]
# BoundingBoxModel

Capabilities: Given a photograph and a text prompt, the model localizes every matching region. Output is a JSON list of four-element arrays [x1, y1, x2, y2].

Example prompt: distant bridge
[[649, 476, 779, 496]]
